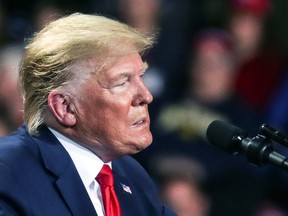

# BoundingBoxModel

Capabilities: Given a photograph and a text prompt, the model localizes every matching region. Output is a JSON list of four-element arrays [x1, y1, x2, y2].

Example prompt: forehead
[[69, 52, 147, 87], [96, 52, 147, 77]]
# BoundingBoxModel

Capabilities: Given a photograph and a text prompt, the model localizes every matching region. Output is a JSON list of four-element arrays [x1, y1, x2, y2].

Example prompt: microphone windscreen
[[206, 120, 245, 153]]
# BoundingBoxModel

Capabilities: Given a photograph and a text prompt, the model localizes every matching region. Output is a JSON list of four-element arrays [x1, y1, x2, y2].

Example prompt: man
[[0, 13, 177, 216]]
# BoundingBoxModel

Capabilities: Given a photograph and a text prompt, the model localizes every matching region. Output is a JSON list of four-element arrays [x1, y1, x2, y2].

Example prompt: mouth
[[132, 117, 148, 127]]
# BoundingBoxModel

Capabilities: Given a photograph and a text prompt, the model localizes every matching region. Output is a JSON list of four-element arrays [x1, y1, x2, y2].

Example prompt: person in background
[[227, 0, 287, 116], [157, 28, 260, 140], [151, 155, 211, 216], [0, 13, 176, 216], [0, 45, 23, 134], [31, 1, 64, 31]]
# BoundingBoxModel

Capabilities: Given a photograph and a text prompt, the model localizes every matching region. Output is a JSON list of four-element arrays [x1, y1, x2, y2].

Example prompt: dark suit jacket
[[0, 125, 177, 216]]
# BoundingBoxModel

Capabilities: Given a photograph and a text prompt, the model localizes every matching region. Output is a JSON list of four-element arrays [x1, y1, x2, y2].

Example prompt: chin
[[130, 134, 153, 153], [139, 134, 153, 149]]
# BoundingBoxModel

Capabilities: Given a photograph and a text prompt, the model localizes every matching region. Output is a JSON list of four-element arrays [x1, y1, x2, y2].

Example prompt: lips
[[132, 117, 148, 127]]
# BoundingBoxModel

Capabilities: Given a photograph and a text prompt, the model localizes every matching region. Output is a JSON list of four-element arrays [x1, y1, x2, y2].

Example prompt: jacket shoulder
[[0, 125, 37, 164]]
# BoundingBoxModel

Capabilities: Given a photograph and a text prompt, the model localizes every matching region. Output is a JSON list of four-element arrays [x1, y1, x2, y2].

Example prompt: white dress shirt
[[49, 128, 111, 216]]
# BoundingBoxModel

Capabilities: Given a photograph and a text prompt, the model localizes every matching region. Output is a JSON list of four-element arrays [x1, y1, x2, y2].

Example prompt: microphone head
[[206, 120, 245, 153]]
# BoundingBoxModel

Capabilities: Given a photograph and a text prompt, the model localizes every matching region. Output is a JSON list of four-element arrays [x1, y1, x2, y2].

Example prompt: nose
[[132, 79, 153, 106]]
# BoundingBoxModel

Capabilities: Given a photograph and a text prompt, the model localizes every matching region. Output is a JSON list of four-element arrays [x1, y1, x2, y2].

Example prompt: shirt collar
[[48, 128, 111, 187]]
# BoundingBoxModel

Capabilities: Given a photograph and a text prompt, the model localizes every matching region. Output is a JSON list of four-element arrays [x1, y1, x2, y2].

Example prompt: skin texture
[[47, 51, 153, 162]]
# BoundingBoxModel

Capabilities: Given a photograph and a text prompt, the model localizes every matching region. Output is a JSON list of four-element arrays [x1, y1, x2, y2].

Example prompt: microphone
[[206, 120, 288, 170]]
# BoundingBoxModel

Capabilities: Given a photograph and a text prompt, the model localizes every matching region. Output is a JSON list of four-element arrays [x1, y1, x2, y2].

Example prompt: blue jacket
[[0, 125, 177, 216]]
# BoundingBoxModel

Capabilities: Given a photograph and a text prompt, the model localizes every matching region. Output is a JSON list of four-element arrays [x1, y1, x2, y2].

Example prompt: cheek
[[86, 98, 132, 135], [76, 84, 135, 137]]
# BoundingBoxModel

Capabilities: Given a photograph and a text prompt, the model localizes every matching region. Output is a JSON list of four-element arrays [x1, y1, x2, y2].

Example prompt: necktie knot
[[96, 165, 114, 186]]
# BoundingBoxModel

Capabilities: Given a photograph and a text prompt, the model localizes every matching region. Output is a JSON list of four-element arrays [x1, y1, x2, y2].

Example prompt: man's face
[[72, 52, 153, 160]]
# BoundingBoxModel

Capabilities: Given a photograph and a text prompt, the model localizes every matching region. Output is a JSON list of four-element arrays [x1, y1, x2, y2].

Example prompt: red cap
[[231, 0, 271, 16], [194, 28, 234, 53]]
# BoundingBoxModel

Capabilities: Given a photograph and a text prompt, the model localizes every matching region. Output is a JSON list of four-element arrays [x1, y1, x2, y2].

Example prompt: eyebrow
[[141, 62, 149, 72], [112, 62, 149, 81], [106, 62, 148, 83]]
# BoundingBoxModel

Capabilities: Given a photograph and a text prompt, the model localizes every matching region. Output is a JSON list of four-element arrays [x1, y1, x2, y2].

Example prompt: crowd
[[1, 0, 288, 215]]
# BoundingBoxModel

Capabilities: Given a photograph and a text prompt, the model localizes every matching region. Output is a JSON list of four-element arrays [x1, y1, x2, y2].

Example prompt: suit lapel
[[32, 126, 97, 216], [56, 162, 97, 216]]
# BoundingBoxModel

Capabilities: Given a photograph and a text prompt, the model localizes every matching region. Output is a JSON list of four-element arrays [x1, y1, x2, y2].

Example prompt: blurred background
[[2, 0, 288, 215]]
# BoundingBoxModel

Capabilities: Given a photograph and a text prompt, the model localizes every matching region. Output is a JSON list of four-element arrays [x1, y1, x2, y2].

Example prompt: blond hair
[[19, 13, 155, 135]]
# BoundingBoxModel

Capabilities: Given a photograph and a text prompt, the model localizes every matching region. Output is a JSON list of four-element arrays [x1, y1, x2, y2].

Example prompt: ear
[[47, 91, 77, 127]]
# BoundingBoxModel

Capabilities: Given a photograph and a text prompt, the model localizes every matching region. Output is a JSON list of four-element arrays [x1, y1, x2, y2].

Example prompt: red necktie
[[96, 165, 122, 216]]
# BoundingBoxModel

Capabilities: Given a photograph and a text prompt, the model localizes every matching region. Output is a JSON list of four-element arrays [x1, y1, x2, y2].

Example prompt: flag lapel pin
[[120, 183, 132, 194]]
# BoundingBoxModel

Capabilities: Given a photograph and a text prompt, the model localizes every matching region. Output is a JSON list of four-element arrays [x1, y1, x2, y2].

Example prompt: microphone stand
[[254, 124, 288, 171]]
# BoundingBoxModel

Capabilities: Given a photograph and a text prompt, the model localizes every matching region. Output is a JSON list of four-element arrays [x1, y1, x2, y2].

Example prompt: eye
[[140, 72, 147, 80], [114, 77, 129, 87], [116, 82, 126, 87]]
